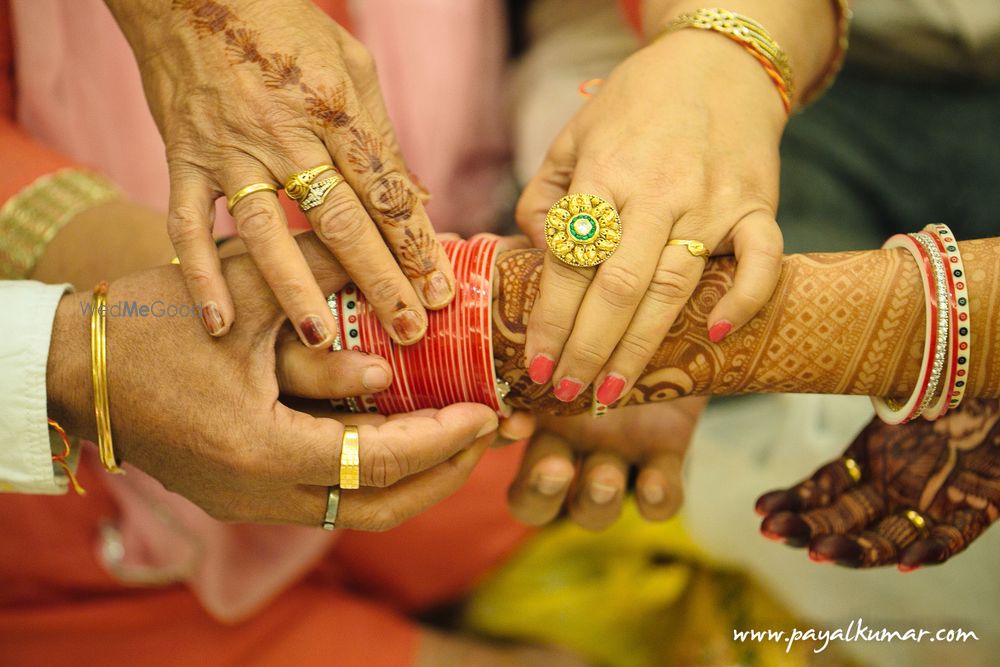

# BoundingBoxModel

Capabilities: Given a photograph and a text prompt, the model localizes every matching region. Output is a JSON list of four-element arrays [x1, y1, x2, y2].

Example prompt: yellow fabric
[[463, 503, 862, 667]]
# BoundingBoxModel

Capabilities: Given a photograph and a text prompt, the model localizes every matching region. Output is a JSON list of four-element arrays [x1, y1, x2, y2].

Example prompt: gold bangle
[[91, 281, 124, 475], [800, 0, 852, 107], [654, 8, 794, 114], [339, 425, 360, 489], [0, 170, 121, 279]]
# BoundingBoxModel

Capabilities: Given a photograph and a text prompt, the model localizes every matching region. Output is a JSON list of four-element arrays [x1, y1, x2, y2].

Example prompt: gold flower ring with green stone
[[545, 194, 622, 267]]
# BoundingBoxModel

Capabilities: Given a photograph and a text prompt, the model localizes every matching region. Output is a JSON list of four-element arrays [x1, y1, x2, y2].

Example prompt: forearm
[[641, 0, 838, 107], [494, 239, 1000, 414]]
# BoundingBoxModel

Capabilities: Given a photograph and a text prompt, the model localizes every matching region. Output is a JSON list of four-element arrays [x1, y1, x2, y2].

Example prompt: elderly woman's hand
[[106, 0, 452, 348], [516, 29, 787, 405]]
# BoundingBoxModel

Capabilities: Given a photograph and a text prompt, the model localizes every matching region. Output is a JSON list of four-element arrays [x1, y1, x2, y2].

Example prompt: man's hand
[[757, 399, 1000, 570], [105, 0, 453, 346], [46, 234, 497, 529], [505, 397, 706, 530]]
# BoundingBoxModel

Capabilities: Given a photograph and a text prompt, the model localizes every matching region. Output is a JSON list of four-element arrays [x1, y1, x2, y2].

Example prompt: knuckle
[[533, 310, 574, 341], [364, 273, 404, 307], [181, 263, 214, 293], [314, 195, 369, 245], [166, 207, 207, 246], [594, 263, 645, 308], [648, 265, 696, 305], [567, 337, 612, 370], [235, 200, 282, 241], [367, 505, 403, 532], [364, 443, 405, 488], [617, 328, 662, 361]]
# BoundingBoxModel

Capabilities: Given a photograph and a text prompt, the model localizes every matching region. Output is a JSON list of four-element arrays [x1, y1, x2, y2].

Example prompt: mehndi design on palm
[[756, 399, 1000, 571]]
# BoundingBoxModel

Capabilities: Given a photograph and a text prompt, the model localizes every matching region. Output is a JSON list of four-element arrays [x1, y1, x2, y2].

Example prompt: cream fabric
[[0, 280, 71, 494]]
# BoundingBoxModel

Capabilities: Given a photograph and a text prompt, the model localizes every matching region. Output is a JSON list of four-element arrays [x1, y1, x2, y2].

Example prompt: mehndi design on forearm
[[493, 239, 1000, 414]]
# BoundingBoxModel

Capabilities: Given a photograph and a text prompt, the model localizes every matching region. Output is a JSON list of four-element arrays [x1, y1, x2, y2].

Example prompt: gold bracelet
[[0, 169, 121, 279], [654, 8, 795, 114], [800, 0, 852, 107], [91, 281, 124, 475]]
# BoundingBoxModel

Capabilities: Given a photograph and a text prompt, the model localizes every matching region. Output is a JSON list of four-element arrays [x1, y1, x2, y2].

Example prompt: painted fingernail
[[808, 550, 832, 564], [362, 365, 391, 391], [589, 482, 617, 505], [422, 271, 452, 308], [596, 373, 626, 406], [201, 302, 225, 336], [897, 563, 921, 573], [642, 483, 665, 505], [534, 474, 569, 496], [300, 315, 330, 347], [528, 354, 555, 384], [708, 320, 733, 344], [553, 378, 584, 402], [392, 308, 425, 344]]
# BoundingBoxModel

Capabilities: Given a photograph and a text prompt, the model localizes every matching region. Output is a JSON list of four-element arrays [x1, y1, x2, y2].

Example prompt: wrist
[[641, 0, 837, 108], [46, 292, 95, 441]]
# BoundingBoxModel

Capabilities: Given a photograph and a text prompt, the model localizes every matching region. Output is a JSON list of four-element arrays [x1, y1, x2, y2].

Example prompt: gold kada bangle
[[91, 281, 124, 475]]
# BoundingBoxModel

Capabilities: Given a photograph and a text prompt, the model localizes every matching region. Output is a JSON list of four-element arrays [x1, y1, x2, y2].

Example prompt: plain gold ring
[[227, 182, 279, 214], [667, 239, 711, 260]]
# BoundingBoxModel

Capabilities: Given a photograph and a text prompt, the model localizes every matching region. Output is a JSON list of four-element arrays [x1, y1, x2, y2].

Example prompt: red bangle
[[872, 233, 944, 424], [329, 236, 510, 417], [924, 223, 971, 411]]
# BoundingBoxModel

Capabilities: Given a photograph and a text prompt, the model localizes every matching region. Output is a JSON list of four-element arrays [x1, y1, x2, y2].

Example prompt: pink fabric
[[11, 0, 510, 621]]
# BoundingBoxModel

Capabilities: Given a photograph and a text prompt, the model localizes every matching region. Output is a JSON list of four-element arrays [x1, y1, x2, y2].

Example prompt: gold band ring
[[339, 425, 360, 489], [667, 239, 711, 260], [299, 174, 344, 212], [285, 164, 336, 201], [321, 486, 341, 531], [545, 193, 622, 267], [904, 509, 928, 534], [227, 182, 279, 214], [841, 456, 862, 483]]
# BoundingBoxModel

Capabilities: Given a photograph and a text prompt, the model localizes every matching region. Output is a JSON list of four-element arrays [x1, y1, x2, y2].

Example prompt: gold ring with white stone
[[545, 194, 621, 267], [298, 174, 344, 212]]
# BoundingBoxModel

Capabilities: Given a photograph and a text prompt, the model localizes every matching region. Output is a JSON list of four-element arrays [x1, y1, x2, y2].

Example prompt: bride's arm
[[493, 238, 1000, 414]]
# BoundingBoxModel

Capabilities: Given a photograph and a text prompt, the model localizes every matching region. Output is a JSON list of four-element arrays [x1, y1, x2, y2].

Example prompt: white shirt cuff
[[0, 280, 73, 494]]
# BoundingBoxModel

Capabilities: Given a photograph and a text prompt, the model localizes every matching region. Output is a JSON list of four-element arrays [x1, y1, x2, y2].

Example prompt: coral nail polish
[[553, 378, 583, 402], [596, 374, 626, 405], [300, 315, 329, 347], [898, 564, 921, 573], [528, 355, 555, 384], [708, 320, 733, 343]]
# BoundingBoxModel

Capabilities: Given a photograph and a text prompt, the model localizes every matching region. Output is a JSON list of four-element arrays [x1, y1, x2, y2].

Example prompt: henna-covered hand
[[105, 0, 452, 347], [756, 399, 1000, 571]]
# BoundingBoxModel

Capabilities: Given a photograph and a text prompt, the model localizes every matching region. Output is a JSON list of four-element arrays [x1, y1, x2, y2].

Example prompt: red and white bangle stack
[[872, 224, 971, 425], [328, 236, 511, 417]]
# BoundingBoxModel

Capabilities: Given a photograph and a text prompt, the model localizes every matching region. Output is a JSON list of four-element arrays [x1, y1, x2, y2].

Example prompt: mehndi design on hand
[[756, 399, 1000, 570]]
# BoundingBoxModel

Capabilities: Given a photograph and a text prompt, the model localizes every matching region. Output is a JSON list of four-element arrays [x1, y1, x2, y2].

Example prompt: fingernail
[[476, 418, 499, 439], [300, 315, 330, 347], [898, 564, 921, 573], [589, 482, 617, 505], [528, 354, 555, 384], [392, 308, 425, 344], [760, 529, 784, 542], [422, 271, 452, 308], [642, 483, 665, 505], [201, 302, 225, 336], [361, 365, 390, 391], [553, 378, 584, 402], [596, 373, 626, 406], [708, 320, 733, 344], [408, 170, 431, 202], [534, 474, 569, 496], [808, 550, 832, 564]]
